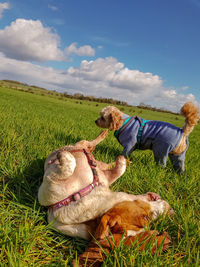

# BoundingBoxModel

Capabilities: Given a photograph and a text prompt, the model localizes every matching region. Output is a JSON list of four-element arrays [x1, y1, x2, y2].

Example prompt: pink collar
[[48, 149, 101, 211]]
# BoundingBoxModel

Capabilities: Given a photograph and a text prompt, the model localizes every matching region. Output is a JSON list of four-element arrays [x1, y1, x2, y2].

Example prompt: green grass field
[[0, 85, 199, 266]]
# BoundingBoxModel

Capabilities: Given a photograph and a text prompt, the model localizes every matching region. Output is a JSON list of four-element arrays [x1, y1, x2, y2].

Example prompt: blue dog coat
[[114, 114, 188, 172]]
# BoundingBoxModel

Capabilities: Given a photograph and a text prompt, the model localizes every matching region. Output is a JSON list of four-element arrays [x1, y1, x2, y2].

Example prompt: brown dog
[[73, 199, 171, 266]]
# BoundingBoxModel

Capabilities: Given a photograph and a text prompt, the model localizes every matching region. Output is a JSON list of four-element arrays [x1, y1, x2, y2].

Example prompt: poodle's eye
[[101, 116, 105, 121]]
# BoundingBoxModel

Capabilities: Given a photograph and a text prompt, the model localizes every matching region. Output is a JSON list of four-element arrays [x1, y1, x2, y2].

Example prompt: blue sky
[[0, 0, 200, 111]]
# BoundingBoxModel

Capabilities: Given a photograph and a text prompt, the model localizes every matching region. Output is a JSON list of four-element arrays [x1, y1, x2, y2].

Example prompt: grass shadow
[[4, 158, 45, 209]]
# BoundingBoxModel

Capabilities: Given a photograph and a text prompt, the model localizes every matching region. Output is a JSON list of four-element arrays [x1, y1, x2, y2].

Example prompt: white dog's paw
[[116, 155, 126, 166], [100, 129, 108, 138], [115, 155, 127, 175]]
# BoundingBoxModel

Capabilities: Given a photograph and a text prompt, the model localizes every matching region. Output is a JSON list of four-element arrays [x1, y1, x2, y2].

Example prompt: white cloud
[[68, 57, 124, 81], [0, 19, 65, 62], [0, 53, 196, 112], [65, 43, 95, 57], [0, 2, 10, 19], [153, 90, 196, 111], [67, 58, 162, 96], [0, 19, 96, 62], [109, 68, 162, 92]]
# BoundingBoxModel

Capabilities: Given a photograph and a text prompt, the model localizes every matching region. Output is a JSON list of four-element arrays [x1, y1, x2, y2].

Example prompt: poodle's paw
[[146, 192, 161, 201]]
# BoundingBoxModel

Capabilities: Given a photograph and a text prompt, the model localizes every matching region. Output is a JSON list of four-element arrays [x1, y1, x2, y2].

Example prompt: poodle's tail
[[181, 102, 199, 136]]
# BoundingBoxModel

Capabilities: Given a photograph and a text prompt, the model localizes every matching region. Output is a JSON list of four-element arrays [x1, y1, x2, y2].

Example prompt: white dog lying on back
[[38, 130, 171, 240]]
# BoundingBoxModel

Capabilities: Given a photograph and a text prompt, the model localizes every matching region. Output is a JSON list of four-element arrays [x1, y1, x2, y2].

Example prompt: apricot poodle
[[95, 102, 199, 172]]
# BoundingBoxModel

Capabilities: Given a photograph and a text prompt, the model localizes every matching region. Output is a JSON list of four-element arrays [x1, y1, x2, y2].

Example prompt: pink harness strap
[[48, 149, 101, 211]]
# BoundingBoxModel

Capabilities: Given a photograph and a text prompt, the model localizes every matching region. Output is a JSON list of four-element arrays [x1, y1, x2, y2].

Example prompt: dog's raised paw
[[116, 155, 126, 166], [100, 129, 108, 138]]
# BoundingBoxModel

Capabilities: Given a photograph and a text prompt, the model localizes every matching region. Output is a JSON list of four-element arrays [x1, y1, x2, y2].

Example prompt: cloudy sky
[[0, 0, 200, 111]]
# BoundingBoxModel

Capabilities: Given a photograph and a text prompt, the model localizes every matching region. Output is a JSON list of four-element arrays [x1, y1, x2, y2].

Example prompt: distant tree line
[[62, 92, 128, 106], [1, 79, 178, 114], [138, 102, 179, 115]]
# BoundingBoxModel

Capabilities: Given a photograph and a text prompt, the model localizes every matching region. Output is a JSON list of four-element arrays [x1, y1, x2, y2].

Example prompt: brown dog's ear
[[138, 214, 150, 228], [94, 214, 122, 240], [94, 214, 110, 239]]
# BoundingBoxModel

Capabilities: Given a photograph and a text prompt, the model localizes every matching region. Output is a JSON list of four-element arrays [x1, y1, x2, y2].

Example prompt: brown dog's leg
[[74, 230, 171, 266], [124, 230, 171, 253], [73, 234, 123, 267]]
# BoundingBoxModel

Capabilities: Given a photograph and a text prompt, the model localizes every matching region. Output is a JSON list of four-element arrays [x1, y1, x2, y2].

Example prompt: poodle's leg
[[102, 155, 127, 185], [152, 142, 172, 167], [169, 137, 188, 173], [169, 152, 186, 173]]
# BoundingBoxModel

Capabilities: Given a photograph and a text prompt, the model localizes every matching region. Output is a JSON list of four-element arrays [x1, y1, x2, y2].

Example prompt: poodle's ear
[[109, 112, 123, 131]]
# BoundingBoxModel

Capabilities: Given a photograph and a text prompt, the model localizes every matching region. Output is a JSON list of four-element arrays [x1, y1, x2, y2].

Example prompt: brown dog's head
[[95, 106, 124, 131], [94, 200, 152, 240], [94, 199, 172, 240]]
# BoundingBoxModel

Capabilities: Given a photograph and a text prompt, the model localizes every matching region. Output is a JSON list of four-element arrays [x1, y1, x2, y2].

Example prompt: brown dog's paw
[[152, 231, 171, 253]]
